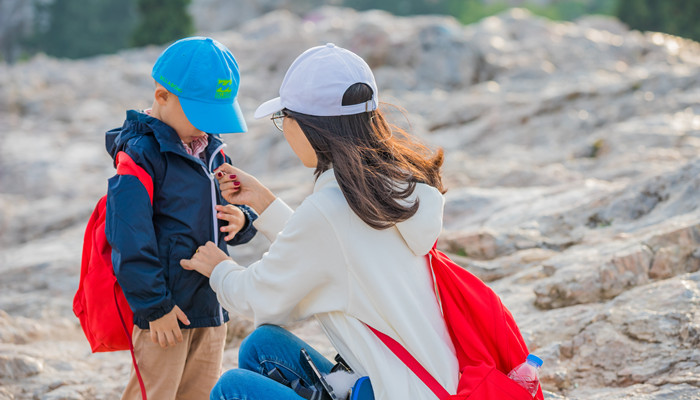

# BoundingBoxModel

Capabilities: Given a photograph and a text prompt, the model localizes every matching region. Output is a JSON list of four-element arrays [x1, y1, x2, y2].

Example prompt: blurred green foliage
[[343, 0, 619, 24], [616, 0, 700, 42], [343, 0, 451, 16], [32, 0, 137, 59], [131, 0, 194, 47], [345, 0, 700, 44], [517, 0, 618, 22], [6, 0, 700, 62], [343, 0, 700, 41], [30, 0, 193, 59]]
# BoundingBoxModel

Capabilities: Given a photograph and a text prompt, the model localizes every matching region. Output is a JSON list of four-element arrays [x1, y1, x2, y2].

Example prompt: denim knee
[[239, 324, 285, 371], [210, 367, 305, 400], [210, 369, 248, 400]]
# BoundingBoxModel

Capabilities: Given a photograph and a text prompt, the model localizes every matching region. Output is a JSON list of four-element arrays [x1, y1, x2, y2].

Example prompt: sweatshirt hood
[[314, 169, 445, 256], [394, 182, 445, 256]]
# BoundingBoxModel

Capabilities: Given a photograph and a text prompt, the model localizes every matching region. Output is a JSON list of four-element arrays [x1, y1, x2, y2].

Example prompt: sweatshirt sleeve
[[252, 198, 294, 242], [105, 146, 174, 322], [209, 198, 347, 327]]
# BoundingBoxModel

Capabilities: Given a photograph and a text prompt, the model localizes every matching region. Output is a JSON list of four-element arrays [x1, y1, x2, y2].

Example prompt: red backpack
[[73, 151, 151, 399], [369, 245, 544, 400]]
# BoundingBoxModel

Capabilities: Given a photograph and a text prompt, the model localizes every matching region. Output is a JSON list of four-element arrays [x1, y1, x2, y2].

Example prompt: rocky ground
[[1, 6, 699, 400]]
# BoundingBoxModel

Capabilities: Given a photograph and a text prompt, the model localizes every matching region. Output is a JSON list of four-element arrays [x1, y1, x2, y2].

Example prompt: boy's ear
[[154, 85, 169, 105]]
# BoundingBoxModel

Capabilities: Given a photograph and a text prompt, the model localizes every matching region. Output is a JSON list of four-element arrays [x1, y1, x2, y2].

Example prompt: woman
[[180, 43, 459, 400]]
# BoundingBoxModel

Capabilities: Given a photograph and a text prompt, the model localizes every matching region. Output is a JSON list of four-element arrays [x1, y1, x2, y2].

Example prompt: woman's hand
[[180, 241, 231, 278], [216, 204, 245, 241], [214, 163, 276, 214]]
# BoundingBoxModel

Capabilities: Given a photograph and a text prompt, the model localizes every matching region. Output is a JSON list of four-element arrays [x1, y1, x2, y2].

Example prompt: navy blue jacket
[[105, 110, 257, 329]]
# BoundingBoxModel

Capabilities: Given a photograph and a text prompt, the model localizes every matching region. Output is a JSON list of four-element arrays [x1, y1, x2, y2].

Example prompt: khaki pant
[[121, 324, 227, 400]]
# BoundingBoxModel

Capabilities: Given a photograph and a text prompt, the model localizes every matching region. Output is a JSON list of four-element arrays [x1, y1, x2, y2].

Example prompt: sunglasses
[[271, 110, 286, 132]]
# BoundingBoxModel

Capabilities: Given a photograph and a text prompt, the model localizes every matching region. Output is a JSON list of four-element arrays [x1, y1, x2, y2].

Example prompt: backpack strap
[[114, 150, 151, 400], [116, 151, 154, 204], [115, 281, 147, 400], [366, 324, 450, 400]]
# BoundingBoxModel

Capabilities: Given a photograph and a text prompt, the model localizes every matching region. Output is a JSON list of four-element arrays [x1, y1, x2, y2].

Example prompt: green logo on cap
[[159, 74, 182, 93], [215, 79, 233, 99]]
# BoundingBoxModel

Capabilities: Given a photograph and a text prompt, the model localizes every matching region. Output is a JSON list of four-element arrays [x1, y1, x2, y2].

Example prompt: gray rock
[[533, 273, 700, 395], [189, 0, 314, 33], [0, 354, 43, 379], [0, 387, 14, 400], [40, 385, 91, 400], [645, 223, 700, 279], [599, 244, 653, 299]]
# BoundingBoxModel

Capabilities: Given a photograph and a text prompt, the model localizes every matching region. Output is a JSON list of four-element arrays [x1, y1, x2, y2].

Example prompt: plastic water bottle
[[507, 354, 543, 398]]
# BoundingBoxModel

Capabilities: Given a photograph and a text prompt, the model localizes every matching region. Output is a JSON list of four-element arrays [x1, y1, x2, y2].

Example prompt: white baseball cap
[[254, 43, 378, 118]]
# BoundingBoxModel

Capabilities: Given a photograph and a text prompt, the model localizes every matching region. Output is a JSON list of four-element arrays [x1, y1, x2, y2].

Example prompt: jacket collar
[[126, 110, 224, 165]]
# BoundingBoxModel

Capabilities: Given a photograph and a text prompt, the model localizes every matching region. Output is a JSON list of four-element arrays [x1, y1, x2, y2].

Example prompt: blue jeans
[[210, 324, 335, 400]]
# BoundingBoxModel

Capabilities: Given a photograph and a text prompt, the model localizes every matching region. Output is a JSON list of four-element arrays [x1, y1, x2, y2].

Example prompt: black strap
[[331, 354, 352, 373], [266, 366, 331, 400]]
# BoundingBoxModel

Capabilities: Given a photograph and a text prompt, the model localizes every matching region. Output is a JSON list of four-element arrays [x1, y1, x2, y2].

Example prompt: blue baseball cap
[[152, 36, 247, 133]]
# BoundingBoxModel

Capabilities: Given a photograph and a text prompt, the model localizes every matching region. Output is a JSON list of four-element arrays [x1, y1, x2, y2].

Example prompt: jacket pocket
[[166, 235, 204, 309], [167, 236, 189, 286]]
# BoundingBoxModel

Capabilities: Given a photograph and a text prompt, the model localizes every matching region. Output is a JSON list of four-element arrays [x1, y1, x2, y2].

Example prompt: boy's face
[[154, 85, 207, 144]]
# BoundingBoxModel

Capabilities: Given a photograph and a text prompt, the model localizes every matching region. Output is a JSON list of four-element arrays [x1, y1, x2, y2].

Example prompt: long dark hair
[[286, 83, 445, 230]]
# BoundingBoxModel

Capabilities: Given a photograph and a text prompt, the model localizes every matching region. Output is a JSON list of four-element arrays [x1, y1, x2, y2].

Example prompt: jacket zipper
[[204, 142, 227, 325], [203, 142, 227, 246]]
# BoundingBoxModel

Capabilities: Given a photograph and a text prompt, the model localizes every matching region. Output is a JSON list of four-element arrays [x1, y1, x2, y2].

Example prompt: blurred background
[[1, 0, 699, 62], [2, 1, 700, 399]]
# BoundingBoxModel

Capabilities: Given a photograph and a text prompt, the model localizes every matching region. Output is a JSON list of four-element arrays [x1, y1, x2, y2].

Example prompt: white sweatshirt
[[210, 169, 459, 400]]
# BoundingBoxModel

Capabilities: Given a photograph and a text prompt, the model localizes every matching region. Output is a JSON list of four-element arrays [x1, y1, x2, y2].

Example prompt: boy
[[104, 37, 256, 399]]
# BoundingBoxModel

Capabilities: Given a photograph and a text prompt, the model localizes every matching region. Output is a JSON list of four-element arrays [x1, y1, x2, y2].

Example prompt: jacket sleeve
[[224, 204, 258, 246], [105, 146, 174, 322], [208, 198, 348, 327]]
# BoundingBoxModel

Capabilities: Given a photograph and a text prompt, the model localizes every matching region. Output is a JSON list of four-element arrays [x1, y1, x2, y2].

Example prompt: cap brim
[[180, 97, 248, 134], [254, 97, 283, 119]]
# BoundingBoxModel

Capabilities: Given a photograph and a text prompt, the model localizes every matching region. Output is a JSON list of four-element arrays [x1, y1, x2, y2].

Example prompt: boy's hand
[[214, 163, 276, 215], [216, 204, 245, 241], [180, 241, 232, 278], [149, 305, 190, 348]]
